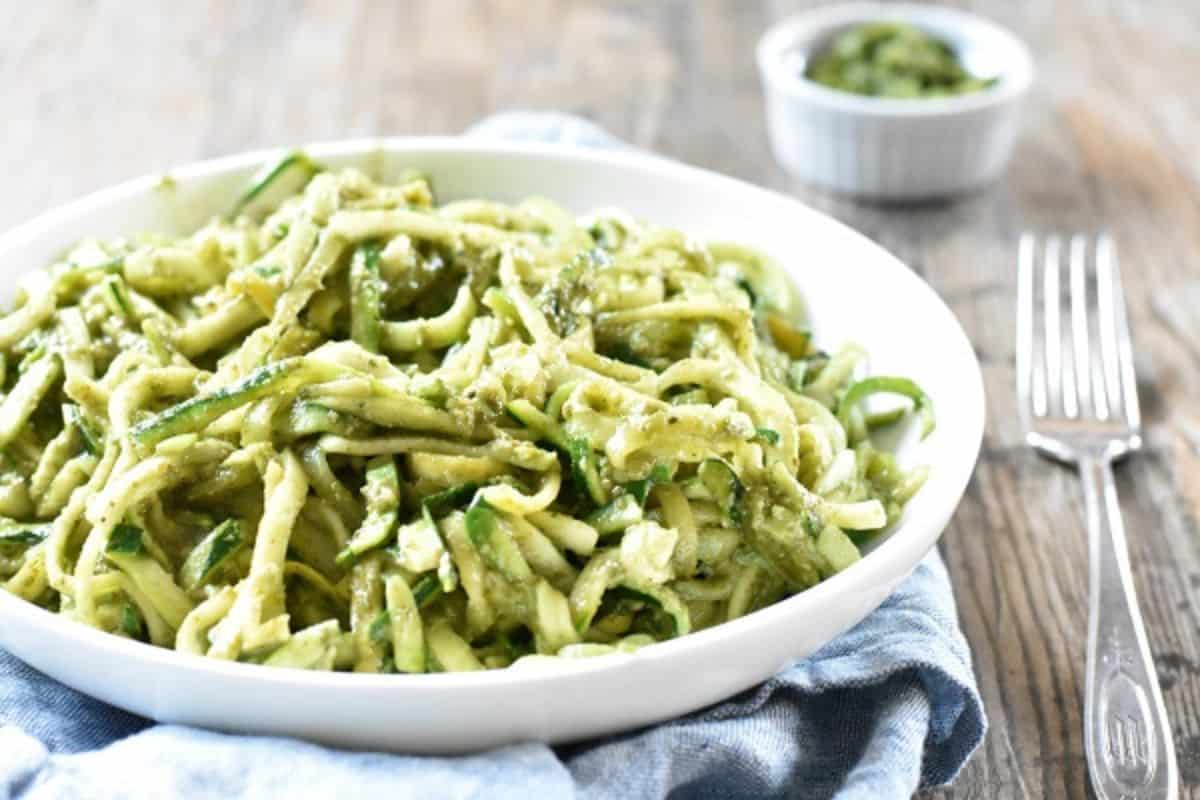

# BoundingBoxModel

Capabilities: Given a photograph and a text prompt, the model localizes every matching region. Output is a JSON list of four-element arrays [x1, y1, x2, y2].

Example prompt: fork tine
[[1068, 235, 1091, 417], [1016, 233, 1036, 422], [1095, 234, 1124, 421], [1043, 236, 1063, 416], [1098, 234, 1140, 429], [1083, 238, 1111, 420], [1060, 245, 1079, 420]]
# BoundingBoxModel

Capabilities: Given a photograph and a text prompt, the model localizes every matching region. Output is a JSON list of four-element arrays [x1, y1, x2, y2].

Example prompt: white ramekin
[[757, 3, 1034, 200]]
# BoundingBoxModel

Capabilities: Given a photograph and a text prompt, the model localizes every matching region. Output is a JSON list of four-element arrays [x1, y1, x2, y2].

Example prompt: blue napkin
[[0, 113, 985, 800]]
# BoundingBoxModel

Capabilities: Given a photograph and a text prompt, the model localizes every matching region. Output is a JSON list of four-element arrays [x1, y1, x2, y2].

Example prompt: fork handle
[[1081, 456, 1178, 799]]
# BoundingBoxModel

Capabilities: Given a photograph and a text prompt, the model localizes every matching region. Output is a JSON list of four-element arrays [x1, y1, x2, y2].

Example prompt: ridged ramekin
[[757, 3, 1034, 200]]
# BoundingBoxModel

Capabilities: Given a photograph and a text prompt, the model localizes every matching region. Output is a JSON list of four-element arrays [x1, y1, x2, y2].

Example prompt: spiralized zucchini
[[0, 153, 933, 673]]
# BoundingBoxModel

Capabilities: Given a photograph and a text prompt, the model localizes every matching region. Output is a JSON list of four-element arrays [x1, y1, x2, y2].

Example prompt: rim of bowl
[[757, 1, 1035, 117], [0, 137, 986, 694]]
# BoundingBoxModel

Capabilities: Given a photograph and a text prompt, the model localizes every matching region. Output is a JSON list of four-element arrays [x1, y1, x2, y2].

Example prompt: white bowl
[[0, 139, 985, 753], [758, 2, 1034, 200]]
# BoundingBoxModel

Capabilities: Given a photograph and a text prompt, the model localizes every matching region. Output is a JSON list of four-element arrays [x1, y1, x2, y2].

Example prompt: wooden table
[[5, 1, 1199, 796]]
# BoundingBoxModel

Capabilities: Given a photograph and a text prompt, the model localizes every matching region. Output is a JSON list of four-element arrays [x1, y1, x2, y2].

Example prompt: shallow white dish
[[0, 139, 984, 753]]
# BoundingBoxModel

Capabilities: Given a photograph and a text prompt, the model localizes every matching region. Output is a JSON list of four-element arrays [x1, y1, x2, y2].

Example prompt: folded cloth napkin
[[0, 112, 985, 800]]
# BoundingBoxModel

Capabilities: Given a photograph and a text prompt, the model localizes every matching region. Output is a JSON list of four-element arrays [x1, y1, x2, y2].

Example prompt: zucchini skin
[[422, 483, 479, 517], [350, 241, 384, 353], [130, 359, 345, 447], [231, 151, 320, 217], [464, 497, 533, 584], [64, 404, 103, 455], [585, 494, 643, 536], [506, 399, 606, 506], [179, 519, 244, 592], [698, 458, 745, 525], [131, 360, 299, 446], [837, 376, 935, 440], [336, 456, 400, 567], [0, 522, 48, 548]]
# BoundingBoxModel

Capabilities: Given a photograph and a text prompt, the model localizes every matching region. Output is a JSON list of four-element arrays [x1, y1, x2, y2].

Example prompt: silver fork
[[1017, 233, 1177, 799]]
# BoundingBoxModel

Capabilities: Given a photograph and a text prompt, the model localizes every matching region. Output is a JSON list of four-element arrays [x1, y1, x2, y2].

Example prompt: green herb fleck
[[252, 263, 282, 279], [625, 463, 672, 505], [368, 610, 391, 643], [107, 523, 145, 555], [121, 603, 144, 639], [756, 427, 781, 446]]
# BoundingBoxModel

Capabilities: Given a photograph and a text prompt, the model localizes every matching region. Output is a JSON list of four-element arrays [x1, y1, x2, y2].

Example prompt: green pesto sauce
[[805, 22, 997, 99]]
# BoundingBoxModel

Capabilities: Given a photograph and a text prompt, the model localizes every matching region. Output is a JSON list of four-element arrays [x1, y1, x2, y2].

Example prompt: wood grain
[[3, 1, 1200, 796]]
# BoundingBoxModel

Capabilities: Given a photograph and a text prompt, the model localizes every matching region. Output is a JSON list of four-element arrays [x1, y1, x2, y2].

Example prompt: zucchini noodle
[[0, 152, 933, 673]]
